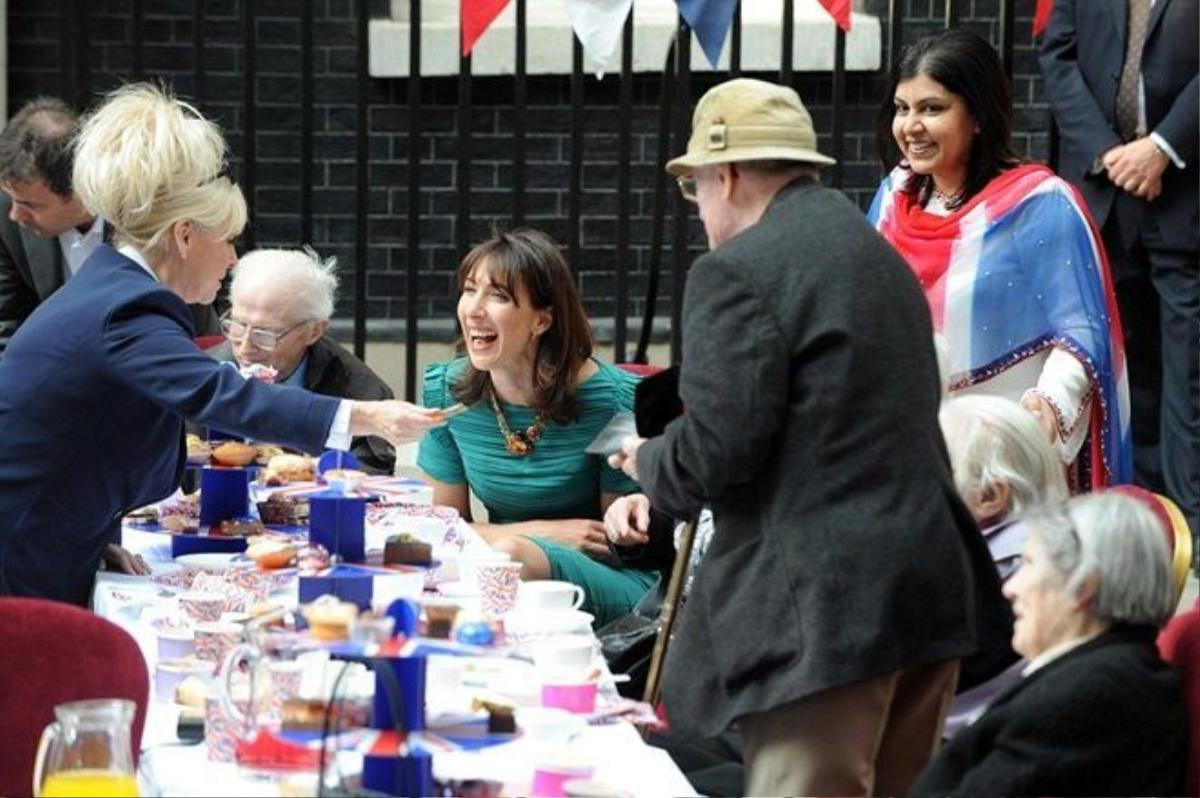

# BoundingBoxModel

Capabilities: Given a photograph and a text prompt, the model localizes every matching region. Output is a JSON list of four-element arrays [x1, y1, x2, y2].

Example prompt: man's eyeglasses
[[677, 175, 698, 203], [220, 316, 310, 351]]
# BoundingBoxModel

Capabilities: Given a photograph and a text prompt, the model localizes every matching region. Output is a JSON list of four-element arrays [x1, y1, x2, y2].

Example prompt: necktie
[[1115, 0, 1152, 141]]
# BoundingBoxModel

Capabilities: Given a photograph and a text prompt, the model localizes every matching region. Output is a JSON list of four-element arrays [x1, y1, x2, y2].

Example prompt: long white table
[[95, 523, 695, 797]]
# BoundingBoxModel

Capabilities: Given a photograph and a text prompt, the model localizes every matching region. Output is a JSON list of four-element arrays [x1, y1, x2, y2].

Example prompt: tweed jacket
[[207, 335, 395, 474], [912, 625, 1186, 797], [636, 178, 1010, 737]]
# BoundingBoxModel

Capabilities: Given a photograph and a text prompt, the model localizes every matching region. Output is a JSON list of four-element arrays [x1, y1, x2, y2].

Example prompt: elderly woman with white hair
[[939, 394, 1069, 735], [911, 492, 1187, 796], [206, 247, 397, 474], [0, 84, 441, 605]]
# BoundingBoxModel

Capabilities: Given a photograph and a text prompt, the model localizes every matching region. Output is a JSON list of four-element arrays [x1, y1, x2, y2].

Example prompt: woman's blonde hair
[[72, 83, 246, 259]]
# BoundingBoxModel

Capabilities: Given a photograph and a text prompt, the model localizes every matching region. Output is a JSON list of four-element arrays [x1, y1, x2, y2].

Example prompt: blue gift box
[[361, 732, 434, 796], [308, 491, 372, 563], [199, 466, 252, 526], [298, 564, 379, 609]]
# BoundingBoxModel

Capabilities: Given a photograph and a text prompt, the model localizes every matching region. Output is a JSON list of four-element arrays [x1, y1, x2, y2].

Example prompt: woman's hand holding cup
[[350, 400, 446, 445]]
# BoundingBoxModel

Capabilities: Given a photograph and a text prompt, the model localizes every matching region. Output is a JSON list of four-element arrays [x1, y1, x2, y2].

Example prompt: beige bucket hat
[[666, 78, 836, 176]]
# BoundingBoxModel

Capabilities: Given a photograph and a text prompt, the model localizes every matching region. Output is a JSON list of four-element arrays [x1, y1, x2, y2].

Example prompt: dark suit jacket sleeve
[[0, 230, 37, 356], [103, 296, 340, 452], [635, 254, 788, 520], [1155, 72, 1199, 163], [1039, 0, 1124, 177]]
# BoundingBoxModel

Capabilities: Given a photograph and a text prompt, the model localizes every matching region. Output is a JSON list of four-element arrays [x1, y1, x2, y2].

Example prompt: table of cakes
[[91, 477, 693, 798]]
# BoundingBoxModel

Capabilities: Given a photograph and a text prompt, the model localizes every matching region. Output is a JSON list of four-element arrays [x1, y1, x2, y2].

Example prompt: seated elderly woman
[[938, 395, 1068, 734], [206, 248, 396, 474], [911, 492, 1186, 796]]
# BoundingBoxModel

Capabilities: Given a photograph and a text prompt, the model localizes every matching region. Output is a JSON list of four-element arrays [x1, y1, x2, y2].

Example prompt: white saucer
[[437, 580, 479, 598], [175, 552, 242, 571]]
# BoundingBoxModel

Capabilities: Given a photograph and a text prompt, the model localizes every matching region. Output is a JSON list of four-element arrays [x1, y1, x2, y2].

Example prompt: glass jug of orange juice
[[33, 699, 139, 797]]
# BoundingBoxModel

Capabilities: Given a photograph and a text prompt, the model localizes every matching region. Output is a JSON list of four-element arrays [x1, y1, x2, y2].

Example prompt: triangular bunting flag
[[1032, 0, 1054, 37], [816, 0, 852, 32], [462, 0, 512, 57], [676, 0, 739, 68], [562, 0, 636, 78]]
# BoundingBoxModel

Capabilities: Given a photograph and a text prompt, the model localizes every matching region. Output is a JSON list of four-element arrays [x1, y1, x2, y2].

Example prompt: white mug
[[531, 635, 596, 679], [517, 580, 585, 611]]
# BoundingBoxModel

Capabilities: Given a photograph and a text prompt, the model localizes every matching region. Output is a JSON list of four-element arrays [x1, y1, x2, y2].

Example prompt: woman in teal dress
[[418, 228, 656, 626]]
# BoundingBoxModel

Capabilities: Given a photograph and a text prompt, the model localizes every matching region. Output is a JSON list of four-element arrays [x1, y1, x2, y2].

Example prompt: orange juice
[[40, 770, 139, 797]]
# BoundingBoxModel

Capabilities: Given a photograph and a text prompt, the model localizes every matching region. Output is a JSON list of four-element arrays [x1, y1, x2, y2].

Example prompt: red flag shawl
[[868, 163, 1132, 489]]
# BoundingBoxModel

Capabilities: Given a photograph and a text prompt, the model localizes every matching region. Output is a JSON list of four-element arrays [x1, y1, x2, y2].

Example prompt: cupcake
[[303, 597, 359, 642]]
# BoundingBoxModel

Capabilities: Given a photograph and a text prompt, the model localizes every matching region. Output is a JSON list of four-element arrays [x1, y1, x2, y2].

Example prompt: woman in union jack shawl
[[869, 30, 1131, 491]]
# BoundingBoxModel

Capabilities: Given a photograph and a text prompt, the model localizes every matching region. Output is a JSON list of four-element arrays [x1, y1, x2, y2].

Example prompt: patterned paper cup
[[475, 562, 523, 618], [194, 621, 243, 668], [179, 591, 224, 624], [204, 692, 248, 762]]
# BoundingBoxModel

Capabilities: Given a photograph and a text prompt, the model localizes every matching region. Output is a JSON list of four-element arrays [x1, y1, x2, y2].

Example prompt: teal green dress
[[418, 357, 657, 626]]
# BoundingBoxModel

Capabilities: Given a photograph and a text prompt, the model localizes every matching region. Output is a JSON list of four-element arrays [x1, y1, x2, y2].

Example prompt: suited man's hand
[[350, 400, 445, 445], [1103, 138, 1169, 201], [103, 543, 151, 575]]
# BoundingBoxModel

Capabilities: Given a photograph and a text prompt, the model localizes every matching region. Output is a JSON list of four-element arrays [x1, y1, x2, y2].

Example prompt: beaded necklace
[[489, 391, 546, 456]]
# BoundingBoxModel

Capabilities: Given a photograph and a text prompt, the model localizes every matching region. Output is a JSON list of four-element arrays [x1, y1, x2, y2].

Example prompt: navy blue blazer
[[0, 245, 341, 604]]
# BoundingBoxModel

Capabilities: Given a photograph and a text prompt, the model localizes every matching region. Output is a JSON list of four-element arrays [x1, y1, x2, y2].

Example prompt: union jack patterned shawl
[[868, 163, 1131, 488]]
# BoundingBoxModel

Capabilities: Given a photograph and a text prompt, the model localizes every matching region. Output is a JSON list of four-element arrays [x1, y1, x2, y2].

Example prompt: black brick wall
[[7, 0, 1053, 332]]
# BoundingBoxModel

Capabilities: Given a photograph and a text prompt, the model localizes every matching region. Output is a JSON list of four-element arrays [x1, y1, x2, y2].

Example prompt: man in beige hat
[[610, 78, 1009, 795]]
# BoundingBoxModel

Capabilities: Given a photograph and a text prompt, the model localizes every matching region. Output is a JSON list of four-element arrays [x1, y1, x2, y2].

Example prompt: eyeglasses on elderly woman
[[220, 315, 310, 351]]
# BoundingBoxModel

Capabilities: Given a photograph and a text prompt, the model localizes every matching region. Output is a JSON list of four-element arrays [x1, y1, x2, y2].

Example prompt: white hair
[[1027, 493, 1176, 627], [72, 83, 246, 260], [939, 394, 1068, 517], [231, 247, 339, 322]]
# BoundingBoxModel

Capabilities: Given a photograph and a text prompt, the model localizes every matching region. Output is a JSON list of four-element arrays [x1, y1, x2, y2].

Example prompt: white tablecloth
[[94, 523, 695, 797]]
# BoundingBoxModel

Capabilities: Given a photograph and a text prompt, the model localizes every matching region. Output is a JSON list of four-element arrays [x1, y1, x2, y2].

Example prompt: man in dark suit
[[0, 96, 219, 355], [609, 79, 1009, 796], [1040, 0, 1199, 539], [205, 247, 396, 474]]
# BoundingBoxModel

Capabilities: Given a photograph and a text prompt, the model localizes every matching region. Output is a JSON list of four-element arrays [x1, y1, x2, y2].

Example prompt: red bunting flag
[[1032, 0, 1054, 37], [462, 0, 511, 56], [817, 0, 852, 32]]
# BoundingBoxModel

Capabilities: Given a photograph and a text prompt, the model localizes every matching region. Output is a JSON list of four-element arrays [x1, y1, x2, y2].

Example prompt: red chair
[[0, 598, 149, 797], [615, 362, 665, 377], [1160, 601, 1200, 797], [193, 334, 226, 351], [1108, 485, 1193, 612]]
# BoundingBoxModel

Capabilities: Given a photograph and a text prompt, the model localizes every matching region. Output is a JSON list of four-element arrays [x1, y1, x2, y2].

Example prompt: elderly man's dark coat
[[636, 178, 1010, 738]]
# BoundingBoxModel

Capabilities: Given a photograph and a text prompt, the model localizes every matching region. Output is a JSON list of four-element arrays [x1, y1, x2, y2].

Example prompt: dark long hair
[[876, 30, 1022, 209], [452, 228, 594, 424]]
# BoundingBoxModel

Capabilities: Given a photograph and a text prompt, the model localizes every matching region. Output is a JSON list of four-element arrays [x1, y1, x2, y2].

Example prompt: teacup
[[531, 635, 595, 680], [517, 581, 585, 611], [452, 550, 512, 585]]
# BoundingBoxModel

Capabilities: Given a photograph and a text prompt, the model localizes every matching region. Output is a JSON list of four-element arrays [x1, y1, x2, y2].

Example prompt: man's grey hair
[[940, 394, 1068, 517], [1026, 493, 1175, 627], [231, 246, 339, 322]]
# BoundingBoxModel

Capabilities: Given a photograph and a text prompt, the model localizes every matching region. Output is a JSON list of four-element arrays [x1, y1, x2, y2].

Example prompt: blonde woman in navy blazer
[[0, 85, 441, 605]]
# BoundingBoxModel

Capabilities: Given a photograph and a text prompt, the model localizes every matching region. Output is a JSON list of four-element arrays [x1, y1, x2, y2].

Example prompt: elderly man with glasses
[[205, 247, 396, 474]]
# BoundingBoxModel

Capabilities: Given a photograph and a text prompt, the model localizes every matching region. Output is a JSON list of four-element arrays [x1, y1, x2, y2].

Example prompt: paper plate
[[175, 552, 244, 571]]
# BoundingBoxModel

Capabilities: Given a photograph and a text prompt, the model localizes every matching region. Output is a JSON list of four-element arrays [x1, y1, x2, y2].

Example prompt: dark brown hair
[[0, 97, 79, 196], [876, 30, 1022, 209], [453, 228, 594, 424]]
